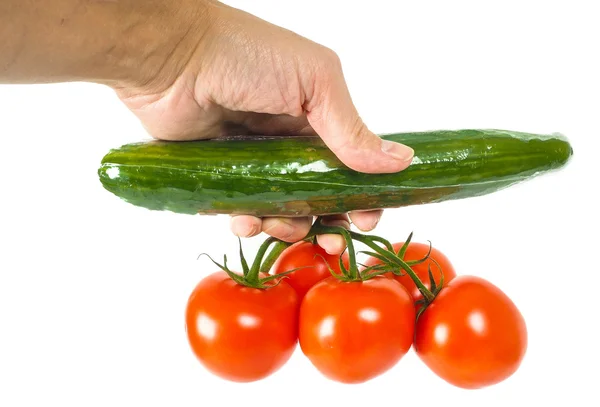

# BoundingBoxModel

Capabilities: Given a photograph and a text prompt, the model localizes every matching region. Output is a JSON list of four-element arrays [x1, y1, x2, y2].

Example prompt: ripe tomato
[[414, 275, 528, 389], [272, 241, 346, 299], [363, 241, 457, 306], [185, 271, 299, 382], [299, 276, 415, 383]]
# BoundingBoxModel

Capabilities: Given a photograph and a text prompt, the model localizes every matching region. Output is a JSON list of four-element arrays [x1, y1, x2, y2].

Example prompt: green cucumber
[[98, 129, 572, 217]]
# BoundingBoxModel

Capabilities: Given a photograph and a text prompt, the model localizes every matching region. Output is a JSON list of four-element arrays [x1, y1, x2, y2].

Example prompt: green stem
[[346, 231, 435, 301], [340, 228, 358, 279], [246, 237, 279, 284], [258, 240, 292, 274], [221, 216, 436, 298], [349, 231, 398, 264], [305, 223, 359, 279], [397, 260, 436, 302]]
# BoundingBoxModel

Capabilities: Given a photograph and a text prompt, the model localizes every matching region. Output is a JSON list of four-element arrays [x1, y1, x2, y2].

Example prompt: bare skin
[[1, 0, 414, 253]]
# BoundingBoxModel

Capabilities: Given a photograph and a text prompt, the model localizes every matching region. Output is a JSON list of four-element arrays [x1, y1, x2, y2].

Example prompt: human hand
[[116, 2, 414, 253]]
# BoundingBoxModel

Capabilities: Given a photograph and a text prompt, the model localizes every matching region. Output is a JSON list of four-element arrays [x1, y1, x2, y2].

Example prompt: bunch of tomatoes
[[185, 227, 527, 389]]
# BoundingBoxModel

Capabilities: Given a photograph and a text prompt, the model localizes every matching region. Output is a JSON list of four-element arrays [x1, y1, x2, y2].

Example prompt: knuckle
[[345, 115, 370, 148], [313, 46, 342, 79], [263, 221, 295, 241], [322, 47, 342, 70]]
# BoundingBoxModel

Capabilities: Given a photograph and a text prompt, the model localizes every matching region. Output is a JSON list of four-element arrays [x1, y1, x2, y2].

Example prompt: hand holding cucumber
[[1, 0, 415, 254], [114, 3, 414, 252]]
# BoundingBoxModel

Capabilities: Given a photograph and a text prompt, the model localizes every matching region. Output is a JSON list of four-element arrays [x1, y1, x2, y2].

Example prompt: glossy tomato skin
[[415, 275, 527, 389], [299, 276, 415, 384], [363, 241, 457, 305], [272, 241, 345, 299], [185, 271, 299, 382]]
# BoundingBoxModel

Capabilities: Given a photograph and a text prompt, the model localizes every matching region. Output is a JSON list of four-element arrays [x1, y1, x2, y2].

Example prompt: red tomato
[[299, 276, 415, 384], [414, 275, 528, 389], [185, 271, 299, 382], [272, 241, 346, 299], [363, 241, 457, 306]]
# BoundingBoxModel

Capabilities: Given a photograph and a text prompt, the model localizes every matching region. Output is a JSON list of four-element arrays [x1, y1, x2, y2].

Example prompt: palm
[[119, 75, 314, 142]]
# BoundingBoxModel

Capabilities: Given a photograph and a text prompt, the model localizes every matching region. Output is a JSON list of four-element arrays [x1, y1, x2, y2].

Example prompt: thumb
[[304, 52, 414, 174]]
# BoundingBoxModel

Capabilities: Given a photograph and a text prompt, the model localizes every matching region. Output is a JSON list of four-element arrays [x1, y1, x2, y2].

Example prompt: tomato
[[299, 276, 415, 383], [272, 241, 346, 299], [363, 241, 457, 306], [185, 271, 299, 382], [414, 275, 528, 389]]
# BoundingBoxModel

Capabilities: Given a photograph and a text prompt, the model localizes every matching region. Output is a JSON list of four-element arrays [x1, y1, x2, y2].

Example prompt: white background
[[1, 1, 598, 406]]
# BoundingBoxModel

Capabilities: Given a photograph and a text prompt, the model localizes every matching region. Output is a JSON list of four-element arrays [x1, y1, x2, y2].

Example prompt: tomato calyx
[[200, 237, 303, 289], [301, 218, 432, 283], [360, 231, 447, 317], [304, 220, 448, 316], [376, 234, 449, 318], [412, 259, 446, 318], [203, 216, 446, 297], [361, 238, 442, 306]]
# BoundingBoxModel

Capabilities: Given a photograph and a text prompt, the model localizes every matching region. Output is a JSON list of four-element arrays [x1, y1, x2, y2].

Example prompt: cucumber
[[98, 129, 572, 217]]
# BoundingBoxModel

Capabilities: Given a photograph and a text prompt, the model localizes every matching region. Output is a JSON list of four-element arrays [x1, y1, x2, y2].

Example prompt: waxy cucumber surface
[[98, 129, 572, 216]]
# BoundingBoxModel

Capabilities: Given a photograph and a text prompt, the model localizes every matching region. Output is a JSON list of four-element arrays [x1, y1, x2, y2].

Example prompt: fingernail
[[238, 224, 257, 238], [231, 218, 259, 238], [370, 212, 383, 229], [317, 234, 346, 255], [382, 140, 414, 162]]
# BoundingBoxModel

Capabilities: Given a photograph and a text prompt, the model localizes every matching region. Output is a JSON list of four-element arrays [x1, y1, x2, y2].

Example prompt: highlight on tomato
[[414, 275, 528, 389], [185, 239, 300, 383], [299, 275, 415, 384], [185, 218, 529, 389], [356, 232, 527, 389]]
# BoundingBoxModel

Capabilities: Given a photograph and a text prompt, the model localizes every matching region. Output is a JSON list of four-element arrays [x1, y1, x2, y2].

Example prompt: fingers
[[229, 212, 379, 256], [315, 214, 351, 255], [349, 209, 384, 232], [303, 50, 414, 174], [261, 217, 313, 242], [229, 215, 262, 238], [315, 211, 382, 254], [230, 215, 312, 242], [224, 111, 317, 137]]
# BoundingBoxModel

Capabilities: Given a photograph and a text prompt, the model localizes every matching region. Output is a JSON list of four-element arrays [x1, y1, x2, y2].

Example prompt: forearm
[[0, 0, 215, 89]]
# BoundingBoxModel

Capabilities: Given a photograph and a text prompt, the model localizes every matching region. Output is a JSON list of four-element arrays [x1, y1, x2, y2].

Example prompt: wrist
[[106, 0, 219, 92], [0, 0, 218, 87]]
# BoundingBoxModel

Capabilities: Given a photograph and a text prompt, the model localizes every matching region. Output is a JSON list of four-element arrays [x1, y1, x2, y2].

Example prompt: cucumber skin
[[98, 129, 572, 217]]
